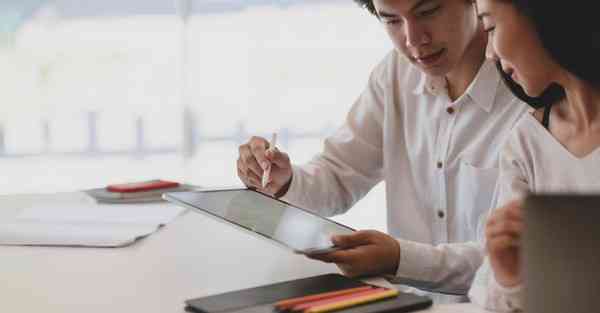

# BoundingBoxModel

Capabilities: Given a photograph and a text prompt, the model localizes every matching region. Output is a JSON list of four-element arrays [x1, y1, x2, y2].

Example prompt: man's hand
[[307, 230, 401, 278], [237, 136, 293, 197], [486, 200, 524, 288]]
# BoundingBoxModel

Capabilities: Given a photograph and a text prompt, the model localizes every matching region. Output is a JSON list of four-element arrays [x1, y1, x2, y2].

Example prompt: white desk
[[0, 192, 489, 313]]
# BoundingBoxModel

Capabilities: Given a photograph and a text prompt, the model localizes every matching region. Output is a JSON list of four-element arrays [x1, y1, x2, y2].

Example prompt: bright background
[[0, 0, 390, 231]]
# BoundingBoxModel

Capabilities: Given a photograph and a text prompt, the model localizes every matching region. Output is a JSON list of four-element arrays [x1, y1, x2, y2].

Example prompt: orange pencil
[[305, 289, 399, 313], [275, 286, 374, 311], [291, 288, 387, 312]]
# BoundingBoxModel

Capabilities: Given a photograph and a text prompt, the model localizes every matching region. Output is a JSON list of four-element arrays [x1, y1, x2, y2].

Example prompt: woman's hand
[[486, 200, 524, 287]]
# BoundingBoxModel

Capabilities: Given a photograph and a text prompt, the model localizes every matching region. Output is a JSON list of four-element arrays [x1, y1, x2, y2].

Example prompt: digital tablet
[[163, 188, 354, 254]]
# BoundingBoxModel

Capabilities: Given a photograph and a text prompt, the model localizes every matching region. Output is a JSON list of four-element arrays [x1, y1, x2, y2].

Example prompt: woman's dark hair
[[499, 0, 600, 109], [353, 0, 377, 16], [497, 61, 564, 109]]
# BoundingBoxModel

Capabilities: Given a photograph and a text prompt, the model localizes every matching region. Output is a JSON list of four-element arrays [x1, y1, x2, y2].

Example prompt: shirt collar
[[412, 71, 446, 96], [465, 59, 499, 113], [412, 59, 500, 113]]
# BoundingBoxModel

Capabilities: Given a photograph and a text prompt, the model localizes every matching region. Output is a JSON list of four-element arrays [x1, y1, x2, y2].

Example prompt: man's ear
[[469, 0, 479, 13], [471, 0, 482, 28]]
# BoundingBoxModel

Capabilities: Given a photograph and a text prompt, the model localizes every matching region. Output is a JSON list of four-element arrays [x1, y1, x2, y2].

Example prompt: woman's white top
[[469, 112, 600, 311]]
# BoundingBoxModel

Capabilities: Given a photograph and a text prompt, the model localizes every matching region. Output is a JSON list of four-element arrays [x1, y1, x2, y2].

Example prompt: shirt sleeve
[[281, 59, 387, 216], [469, 258, 524, 312], [494, 130, 531, 207], [388, 239, 485, 295], [468, 129, 530, 311]]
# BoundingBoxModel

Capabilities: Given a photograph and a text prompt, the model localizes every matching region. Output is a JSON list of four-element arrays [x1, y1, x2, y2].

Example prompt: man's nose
[[405, 21, 430, 48]]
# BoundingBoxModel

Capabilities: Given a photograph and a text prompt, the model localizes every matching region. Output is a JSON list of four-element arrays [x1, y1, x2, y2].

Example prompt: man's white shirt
[[282, 50, 528, 294]]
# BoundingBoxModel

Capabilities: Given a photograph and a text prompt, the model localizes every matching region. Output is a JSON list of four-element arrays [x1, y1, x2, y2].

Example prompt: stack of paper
[[0, 204, 186, 247]]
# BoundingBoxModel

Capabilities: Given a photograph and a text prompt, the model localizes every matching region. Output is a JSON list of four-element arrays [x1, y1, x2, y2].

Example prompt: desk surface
[[0, 192, 488, 313]]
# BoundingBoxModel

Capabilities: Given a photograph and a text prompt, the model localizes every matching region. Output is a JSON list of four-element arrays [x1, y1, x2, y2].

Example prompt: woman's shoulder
[[502, 112, 547, 160], [510, 110, 546, 139]]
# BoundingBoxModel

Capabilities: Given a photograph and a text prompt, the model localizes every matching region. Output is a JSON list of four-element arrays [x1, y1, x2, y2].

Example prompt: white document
[[0, 204, 186, 247]]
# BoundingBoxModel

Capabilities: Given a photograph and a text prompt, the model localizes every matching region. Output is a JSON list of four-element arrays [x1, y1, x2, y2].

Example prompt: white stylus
[[261, 133, 277, 188]]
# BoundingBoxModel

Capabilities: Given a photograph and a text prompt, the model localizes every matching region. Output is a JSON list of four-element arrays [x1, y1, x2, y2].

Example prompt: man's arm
[[307, 230, 484, 295], [390, 239, 484, 295], [281, 63, 388, 216]]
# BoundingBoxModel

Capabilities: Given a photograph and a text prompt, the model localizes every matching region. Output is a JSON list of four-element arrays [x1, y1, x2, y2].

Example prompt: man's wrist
[[383, 237, 401, 275], [274, 174, 293, 198], [392, 239, 432, 280]]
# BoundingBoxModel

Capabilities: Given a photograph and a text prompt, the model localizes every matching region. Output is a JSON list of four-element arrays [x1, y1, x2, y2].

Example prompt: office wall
[[0, 0, 389, 231]]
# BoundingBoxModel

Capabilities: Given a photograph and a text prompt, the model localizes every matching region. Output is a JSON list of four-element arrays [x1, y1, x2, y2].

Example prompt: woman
[[468, 0, 600, 311]]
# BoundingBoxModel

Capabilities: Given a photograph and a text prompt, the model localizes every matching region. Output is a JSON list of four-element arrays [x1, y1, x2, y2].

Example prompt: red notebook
[[106, 180, 180, 193]]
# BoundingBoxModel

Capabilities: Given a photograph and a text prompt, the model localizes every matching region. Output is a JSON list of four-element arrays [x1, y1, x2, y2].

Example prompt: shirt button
[[436, 161, 443, 169], [507, 300, 514, 309], [446, 107, 455, 114], [437, 210, 445, 219]]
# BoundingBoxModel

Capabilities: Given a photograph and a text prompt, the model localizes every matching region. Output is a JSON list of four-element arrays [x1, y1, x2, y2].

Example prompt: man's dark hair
[[497, 0, 600, 109], [354, 0, 377, 16]]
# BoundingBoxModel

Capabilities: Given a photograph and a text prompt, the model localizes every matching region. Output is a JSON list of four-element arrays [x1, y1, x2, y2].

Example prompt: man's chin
[[417, 65, 450, 77]]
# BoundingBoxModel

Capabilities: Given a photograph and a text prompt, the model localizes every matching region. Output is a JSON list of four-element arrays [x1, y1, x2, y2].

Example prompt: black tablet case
[[185, 274, 432, 313]]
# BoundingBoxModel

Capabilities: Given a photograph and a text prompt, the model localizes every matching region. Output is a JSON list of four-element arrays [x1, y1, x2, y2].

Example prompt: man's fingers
[[237, 159, 262, 187], [248, 172, 262, 188], [306, 232, 398, 278], [239, 148, 263, 178], [247, 160, 264, 180], [237, 165, 260, 188], [306, 249, 366, 278], [239, 144, 264, 178], [263, 181, 281, 195], [337, 264, 357, 277], [332, 231, 374, 249], [306, 249, 357, 264], [241, 153, 263, 179], [237, 159, 250, 185], [249, 137, 270, 170], [237, 157, 247, 175], [305, 251, 341, 263], [266, 149, 291, 169]]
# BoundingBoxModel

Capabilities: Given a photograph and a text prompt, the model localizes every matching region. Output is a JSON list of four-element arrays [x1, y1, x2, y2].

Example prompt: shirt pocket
[[457, 161, 499, 237]]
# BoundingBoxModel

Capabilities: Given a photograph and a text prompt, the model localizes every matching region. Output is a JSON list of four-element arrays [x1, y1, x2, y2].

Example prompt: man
[[236, 0, 527, 295]]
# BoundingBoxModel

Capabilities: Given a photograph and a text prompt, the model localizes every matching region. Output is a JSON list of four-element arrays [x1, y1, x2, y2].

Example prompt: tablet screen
[[164, 189, 354, 253]]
